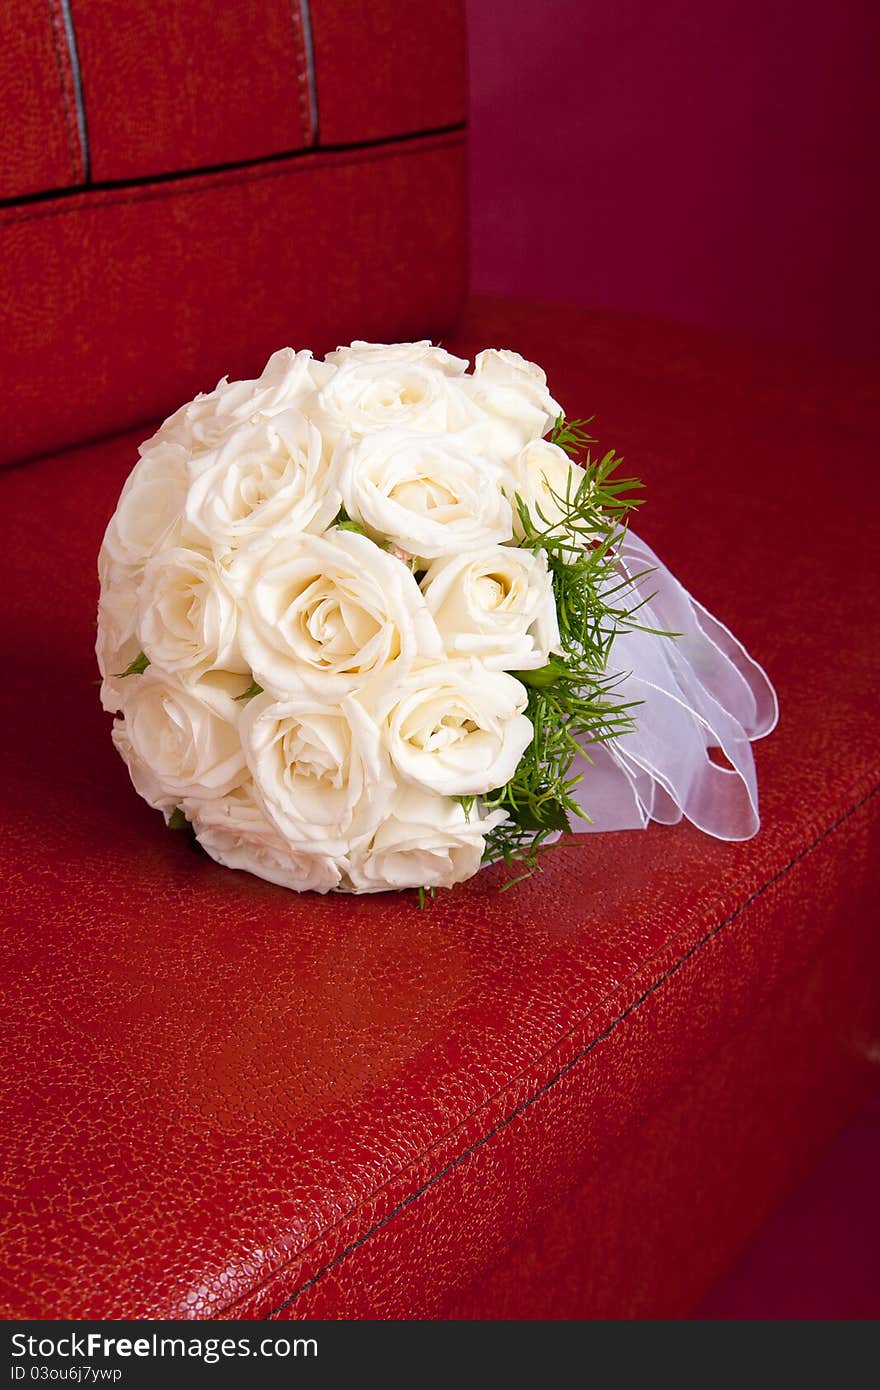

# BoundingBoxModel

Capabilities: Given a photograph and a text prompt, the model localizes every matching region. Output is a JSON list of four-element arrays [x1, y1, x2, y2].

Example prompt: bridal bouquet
[[97, 341, 776, 897]]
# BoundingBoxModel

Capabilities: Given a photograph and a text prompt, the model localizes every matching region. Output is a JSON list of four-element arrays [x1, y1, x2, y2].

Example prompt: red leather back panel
[[0, 1, 467, 467], [311, 0, 467, 144], [0, 2, 85, 198], [73, 1, 313, 181], [0, 133, 466, 468]]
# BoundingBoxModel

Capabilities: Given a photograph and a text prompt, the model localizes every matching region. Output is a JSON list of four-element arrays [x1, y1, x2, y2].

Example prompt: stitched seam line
[[45, 0, 80, 181], [56, 0, 90, 182], [287, 2, 312, 145], [0, 126, 465, 228], [298, 0, 319, 145], [217, 781, 879, 1320]]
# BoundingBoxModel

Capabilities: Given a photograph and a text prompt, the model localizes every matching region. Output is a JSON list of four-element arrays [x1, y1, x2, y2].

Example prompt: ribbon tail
[[570, 528, 778, 842]]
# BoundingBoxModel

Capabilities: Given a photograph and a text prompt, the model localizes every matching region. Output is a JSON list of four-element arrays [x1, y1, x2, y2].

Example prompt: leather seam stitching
[[286, 2, 312, 145], [56, 0, 91, 183], [223, 780, 880, 1318], [297, 0, 319, 145], [45, 0, 80, 182], [0, 125, 465, 226]]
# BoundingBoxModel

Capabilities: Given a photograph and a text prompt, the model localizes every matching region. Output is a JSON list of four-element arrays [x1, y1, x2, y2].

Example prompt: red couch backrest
[[0, 1, 467, 467]]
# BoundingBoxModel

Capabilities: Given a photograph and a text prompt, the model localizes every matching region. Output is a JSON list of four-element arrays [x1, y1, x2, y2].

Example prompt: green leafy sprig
[[478, 417, 653, 881], [116, 650, 150, 677], [333, 504, 370, 538], [235, 680, 264, 702]]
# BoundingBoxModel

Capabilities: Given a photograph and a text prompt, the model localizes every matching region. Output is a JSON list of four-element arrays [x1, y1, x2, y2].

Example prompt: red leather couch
[[2, 2, 878, 1320]]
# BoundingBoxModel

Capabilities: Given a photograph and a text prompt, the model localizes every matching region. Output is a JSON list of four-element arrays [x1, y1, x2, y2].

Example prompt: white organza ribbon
[[571, 531, 778, 841]]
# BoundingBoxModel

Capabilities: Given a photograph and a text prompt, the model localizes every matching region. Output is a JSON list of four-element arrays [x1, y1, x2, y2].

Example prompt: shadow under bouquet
[[97, 341, 776, 897]]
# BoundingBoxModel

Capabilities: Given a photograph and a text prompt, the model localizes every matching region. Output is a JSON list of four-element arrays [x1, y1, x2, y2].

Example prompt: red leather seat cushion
[[2, 297, 878, 1318]]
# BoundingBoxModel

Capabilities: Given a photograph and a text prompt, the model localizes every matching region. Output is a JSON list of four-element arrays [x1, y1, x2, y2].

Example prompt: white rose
[[462, 348, 563, 461], [313, 356, 476, 446], [325, 340, 469, 376], [184, 410, 339, 554], [506, 438, 587, 541], [141, 348, 330, 456], [420, 544, 561, 671], [346, 787, 507, 893], [186, 784, 343, 893], [337, 429, 513, 558], [110, 721, 178, 816], [241, 690, 392, 855], [112, 670, 246, 809], [96, 550, 141, 713], [228, 528, 442, 697], [380, 660, 532, 796], [100, 442, 189, 571], [137, 547, 248, 679], [98, 441, 204, 711]]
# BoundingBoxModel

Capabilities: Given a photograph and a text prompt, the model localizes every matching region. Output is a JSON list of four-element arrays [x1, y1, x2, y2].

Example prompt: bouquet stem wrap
[[574, 531, 778, 840]]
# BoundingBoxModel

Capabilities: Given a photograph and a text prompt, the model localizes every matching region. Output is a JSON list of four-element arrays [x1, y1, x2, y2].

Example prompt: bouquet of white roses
[[98, 341, 776, 898]]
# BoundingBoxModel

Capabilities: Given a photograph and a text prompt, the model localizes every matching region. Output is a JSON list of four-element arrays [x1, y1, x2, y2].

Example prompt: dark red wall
[[466, 0, 880, 360]]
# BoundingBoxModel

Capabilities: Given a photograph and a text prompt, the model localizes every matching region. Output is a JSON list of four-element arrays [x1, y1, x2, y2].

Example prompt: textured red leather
[[0, 1, 84, 199], [2, 299, 878, 1319], [0, 131, 466, 468], [72, 1, 312, 181], [309, 0, 468, 145], [443, 888, 879, 1320]]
